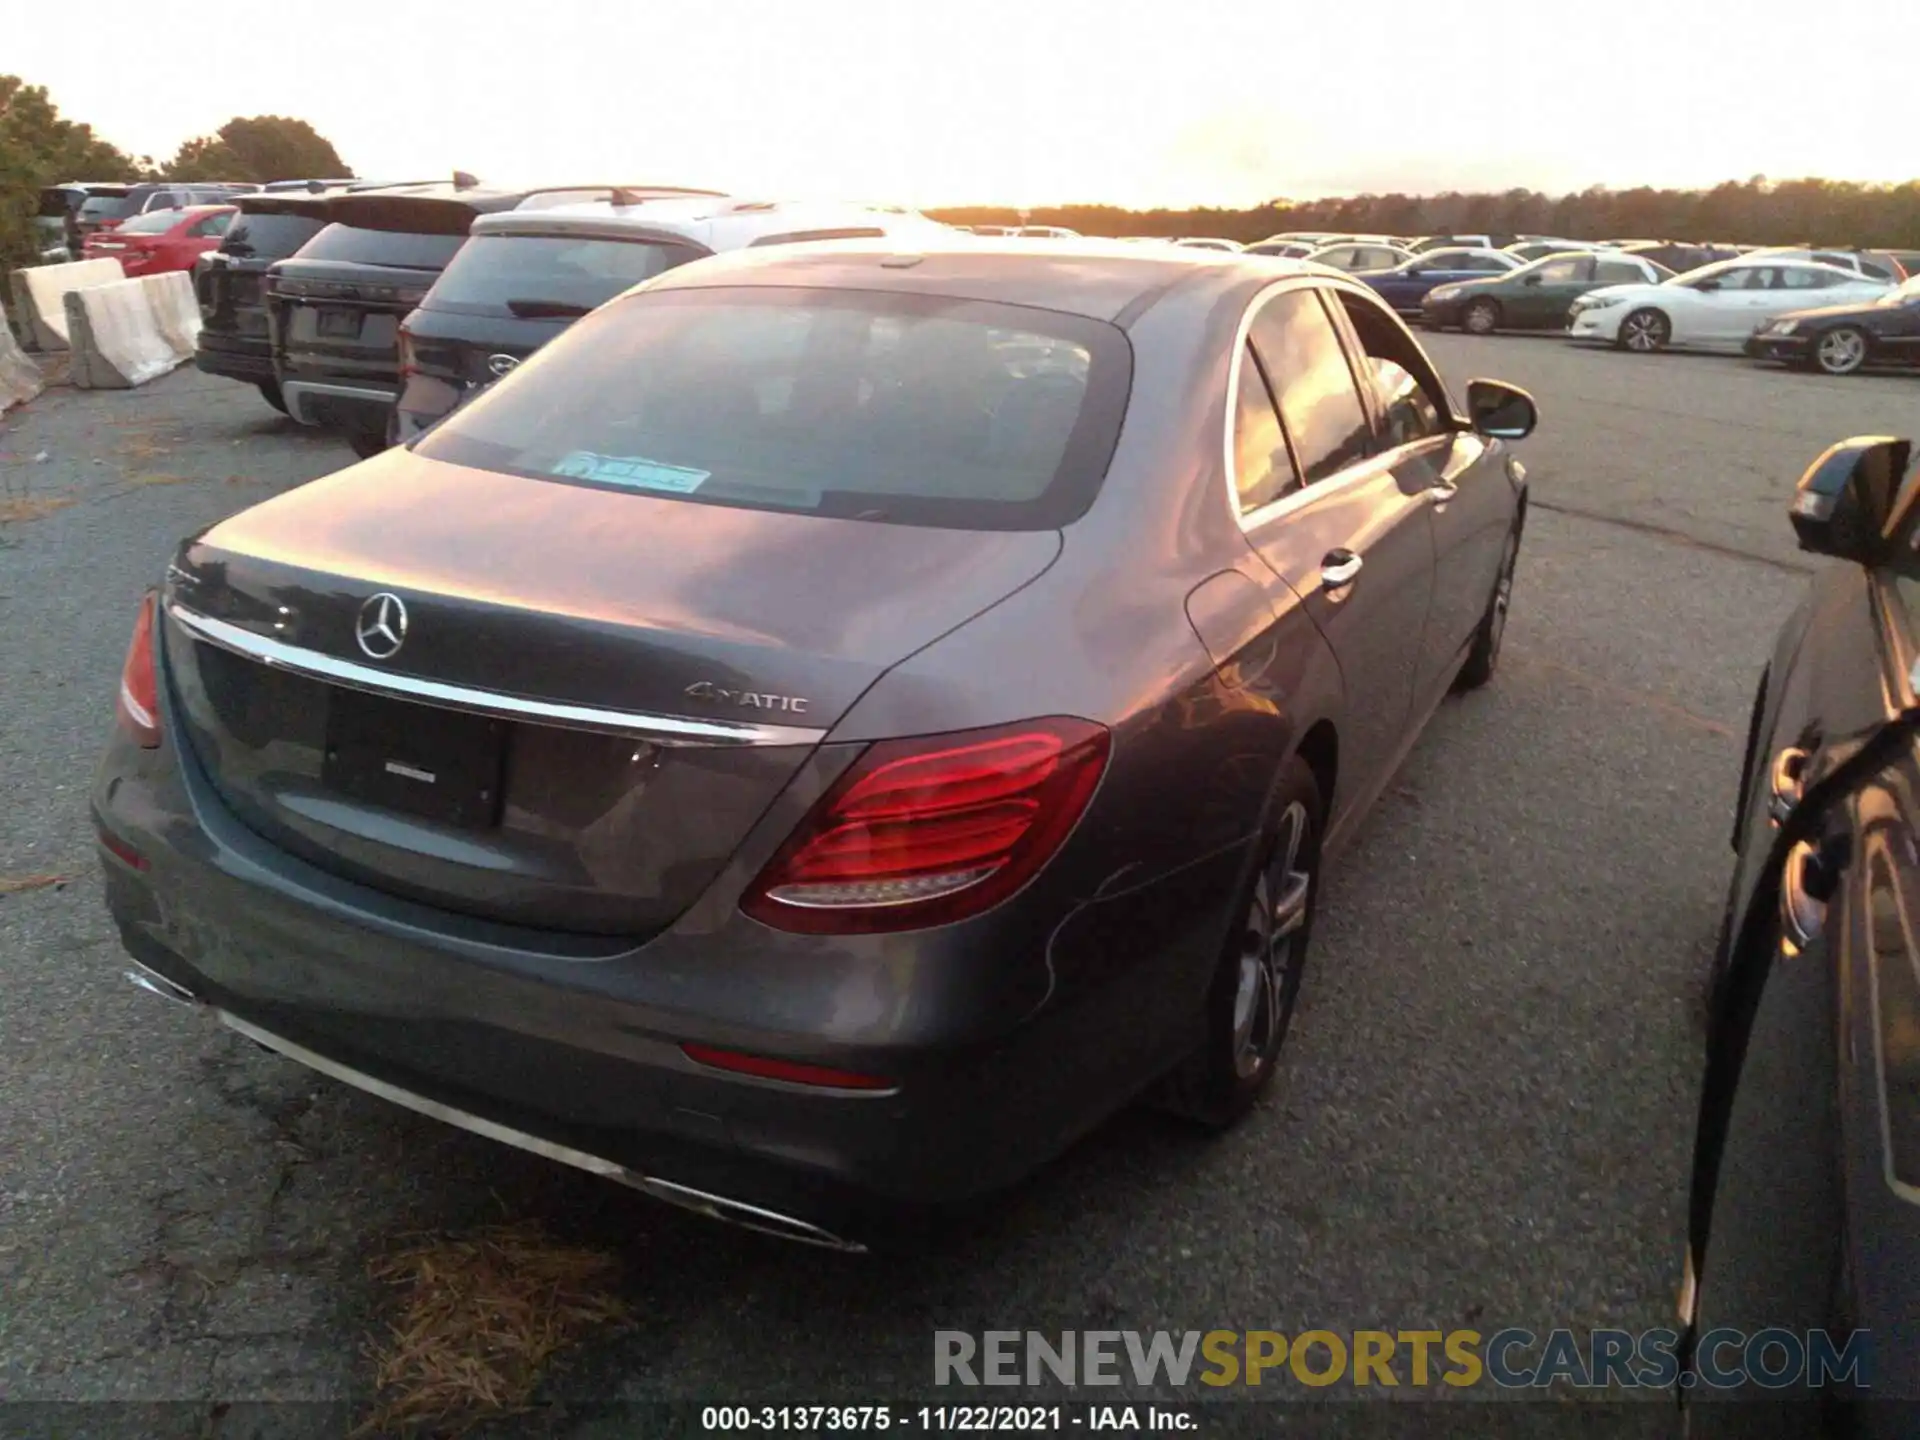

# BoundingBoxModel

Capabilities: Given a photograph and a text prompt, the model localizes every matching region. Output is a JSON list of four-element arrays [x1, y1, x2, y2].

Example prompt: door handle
[[1321, 550, 1363, 591]]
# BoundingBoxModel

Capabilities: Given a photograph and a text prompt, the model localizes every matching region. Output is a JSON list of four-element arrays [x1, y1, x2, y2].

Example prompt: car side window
[[1535, 257, 1587, 283], [1779, 266, 1831, 290], [1461, 254, 1508, 273], [1246, 290, 1374, 485], [1595, 259, 1649, 284], [1323, 288, 1451, 448], [1231, 343, 1301, 513]]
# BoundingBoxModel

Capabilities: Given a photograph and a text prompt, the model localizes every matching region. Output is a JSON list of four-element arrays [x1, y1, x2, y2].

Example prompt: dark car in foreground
[[96, 241, 1536, 1248], [1684, 437, 1920, 1433], [1420, 250, 1671, 333], [392, 194, 937, 441], [1356, 247, 1520, 314], [1744, 276, 1920, 375], [195, 193, 338, 412]]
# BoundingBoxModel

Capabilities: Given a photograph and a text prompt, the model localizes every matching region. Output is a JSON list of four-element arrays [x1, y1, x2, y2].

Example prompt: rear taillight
[[397, 328, 418, 381], [117, 594, 161, 748], [741, 717, 1109, 935], [680, 1044, 893, 1091]]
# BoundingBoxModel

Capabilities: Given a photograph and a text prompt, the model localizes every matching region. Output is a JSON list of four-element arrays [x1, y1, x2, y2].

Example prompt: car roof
[[468, 196, 946, 251], [634, 238, 1346, 325]]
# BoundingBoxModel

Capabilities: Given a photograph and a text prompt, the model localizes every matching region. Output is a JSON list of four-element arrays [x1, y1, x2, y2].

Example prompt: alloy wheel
[[1230, 801, 1312, 1079], [1464, 300, 1498, 335], [1816, 328, 1867, 376], [1622, 310, 1668, 352]]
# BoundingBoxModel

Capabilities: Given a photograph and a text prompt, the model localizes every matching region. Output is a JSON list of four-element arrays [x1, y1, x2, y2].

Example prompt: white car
[[1566, 257, 1891, 353], [1740, 247, 1905, 283], [1304, 240, 1415, 273], [1171, 236, 1244, 252]]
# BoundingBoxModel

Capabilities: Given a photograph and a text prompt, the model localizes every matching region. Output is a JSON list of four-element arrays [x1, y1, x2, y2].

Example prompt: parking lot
[[0, 335, 1907, 1430]]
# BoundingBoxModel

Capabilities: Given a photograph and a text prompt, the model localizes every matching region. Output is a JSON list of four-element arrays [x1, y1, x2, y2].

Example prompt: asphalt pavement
[[0, 337, 1903, 1433]]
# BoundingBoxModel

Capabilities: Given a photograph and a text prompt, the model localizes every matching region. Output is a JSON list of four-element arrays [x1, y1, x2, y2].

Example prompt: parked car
[[1567, 258, 1891, 353], [267, 182, 683, 455], [74, 182, 256, 243], [1011, 225, 1080, 239], [1171, 237, 1243, 252], [1407, 233, 1517, 253], [1303, 241, 1414, 273], [1421, 250, 1671, 333], [82, 204, 235, 278], [1503, 239, 1612, 264], [1743, 275, 1920, 375], [260, 178, 361, 193], [1742, 247, 1906, 283], [1245, 240, 1319, 259], [1682, 436, 1920, 1430], [35, 182, 127, 260], [1355, 247, 1521, 313], [96, 241, 1536, 1248], [196, 193, 346, 413], [395, 197, 948, 441], [1614, 240, 1743, 275]]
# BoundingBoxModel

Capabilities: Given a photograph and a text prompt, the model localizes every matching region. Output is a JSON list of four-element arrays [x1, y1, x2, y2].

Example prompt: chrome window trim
[[165, 601, 825, 748], [1223, 278, 1457, 534]]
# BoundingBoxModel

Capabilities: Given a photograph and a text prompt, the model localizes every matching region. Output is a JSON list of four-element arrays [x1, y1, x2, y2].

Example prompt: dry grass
[[0, 494, 73, 524], [357, 1220, 629, 1436], [0, 873, 68, 895]]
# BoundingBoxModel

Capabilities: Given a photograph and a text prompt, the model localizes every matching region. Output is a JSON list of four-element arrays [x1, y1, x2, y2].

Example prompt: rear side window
[[1231, 345, 1299, 512], [1246, 290, 1373, 484], [222, 211, 327, 259], [426, 234, 701, 316], [417, 288, 1131, 530], [1595, 259, 1650, 284], [78, 194, 139, 223], [291, 224, 466, 270]]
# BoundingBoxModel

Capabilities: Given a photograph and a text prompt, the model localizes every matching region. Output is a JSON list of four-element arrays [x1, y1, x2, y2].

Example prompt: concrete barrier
[[0, 297, 44, 413], [64, 278, 182, 389], [139, 271, 202, 360], [8, 258, 125, 351]]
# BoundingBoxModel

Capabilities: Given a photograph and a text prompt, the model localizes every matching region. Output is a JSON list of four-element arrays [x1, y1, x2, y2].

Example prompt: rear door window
[[1595, 258, 1652, 284], [78, 194, 140, 224], [426, 234, 703, 316], [290, 224, 467, 270], [1246, 289, 1374, 484], [416, 288, 1131, 530], [1231, 344, 1300, 512], [222, 211, 328, 259]]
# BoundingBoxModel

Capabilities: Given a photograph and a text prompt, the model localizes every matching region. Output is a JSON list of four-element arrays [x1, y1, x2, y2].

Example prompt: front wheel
[[346, 430, 388, 459], [1156, 757, 1322, 1129], [1813, 325, 1868, 376], [1454, 524, 1520, 691], [1462, 298, 1501, 335], [1617, 307, 1671, 353]]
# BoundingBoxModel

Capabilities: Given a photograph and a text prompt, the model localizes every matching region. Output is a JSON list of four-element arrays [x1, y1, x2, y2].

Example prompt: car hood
[[1576, 282, 1664, 304]]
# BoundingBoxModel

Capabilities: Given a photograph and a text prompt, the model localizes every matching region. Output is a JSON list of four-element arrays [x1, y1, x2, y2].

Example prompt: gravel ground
[[0, 338, 1905, 1434]]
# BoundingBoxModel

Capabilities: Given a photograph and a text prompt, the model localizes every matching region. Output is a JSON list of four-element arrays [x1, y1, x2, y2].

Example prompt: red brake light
[[741, 717, 1109, 935], [680, 1044, 893, 1091], [397, 328, 418, 381], [118, 594, 161, 748]]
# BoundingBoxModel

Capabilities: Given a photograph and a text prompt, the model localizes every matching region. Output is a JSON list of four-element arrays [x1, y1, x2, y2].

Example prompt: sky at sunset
[[15, 0, 1915, 209]]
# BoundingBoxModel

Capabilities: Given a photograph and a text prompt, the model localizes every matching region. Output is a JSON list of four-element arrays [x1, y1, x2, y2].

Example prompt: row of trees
[[931, 178, 1920, 251], [0, 76, 350, 266]]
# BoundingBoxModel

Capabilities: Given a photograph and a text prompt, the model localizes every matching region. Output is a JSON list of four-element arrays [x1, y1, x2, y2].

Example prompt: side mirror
[[1522, 273, 1543, 286], [1465, 379, 1537, 440], [1789, 436, 1911, 563], [1695, 278, 1721, 292]]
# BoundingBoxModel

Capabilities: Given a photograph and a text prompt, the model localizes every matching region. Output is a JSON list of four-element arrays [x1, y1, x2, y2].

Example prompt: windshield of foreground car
[[426, 234, 700, 316], [415, 287, 1130, 531]]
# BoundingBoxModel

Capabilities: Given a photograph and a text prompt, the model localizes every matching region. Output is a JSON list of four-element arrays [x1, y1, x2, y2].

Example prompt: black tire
[[1454, 522, 1520, 691], [255, 379, 288, 414], [1156, 755, 1322, 1129], [1617, 307, 1671, 353], [1812, 325, 1868, 376], [1462, 298, 1501, 335], [346, 430, 388, 460]]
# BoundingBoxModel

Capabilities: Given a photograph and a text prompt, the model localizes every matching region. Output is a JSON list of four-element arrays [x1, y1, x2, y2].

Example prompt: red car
[[83, 204, 237, 278]]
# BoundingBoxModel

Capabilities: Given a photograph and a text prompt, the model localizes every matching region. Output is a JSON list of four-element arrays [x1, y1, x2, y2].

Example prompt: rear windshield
[[426, 233, 701, 316], [416, 287, 1131, 531], [115, 209, 191, 235], [78, 194, 140, 222], [289, 224, 467, 271], [223, 210, 328, 259], [37, 188, 82, 218]]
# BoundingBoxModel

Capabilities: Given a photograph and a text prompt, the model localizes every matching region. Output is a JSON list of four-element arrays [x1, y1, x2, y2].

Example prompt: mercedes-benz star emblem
[[486, 353, 519, 378], [355, 592, 408, 660]]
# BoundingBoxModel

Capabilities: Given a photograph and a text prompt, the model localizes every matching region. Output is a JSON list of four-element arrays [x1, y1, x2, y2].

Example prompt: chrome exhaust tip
[[125, 961, 199, 1007]]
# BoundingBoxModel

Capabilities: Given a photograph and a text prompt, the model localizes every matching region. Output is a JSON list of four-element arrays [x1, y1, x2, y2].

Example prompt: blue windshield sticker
[[551, 451, 711, 493]]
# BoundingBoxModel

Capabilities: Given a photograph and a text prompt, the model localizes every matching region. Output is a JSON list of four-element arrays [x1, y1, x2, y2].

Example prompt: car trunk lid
[[162, 449, 1062, 936]]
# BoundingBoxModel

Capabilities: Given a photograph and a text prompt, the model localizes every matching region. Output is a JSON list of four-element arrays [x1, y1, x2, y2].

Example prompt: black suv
[[266, 183, 637, 455], [195, 193, 339, 413]]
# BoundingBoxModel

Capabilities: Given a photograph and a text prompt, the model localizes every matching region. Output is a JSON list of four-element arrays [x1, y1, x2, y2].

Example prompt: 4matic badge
[[684, 680, 810, 715]]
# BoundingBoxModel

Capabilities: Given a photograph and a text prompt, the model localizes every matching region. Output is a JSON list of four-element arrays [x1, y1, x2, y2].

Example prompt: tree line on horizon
[[930, 177, 1920, 250], [0, 76, 350, 268]]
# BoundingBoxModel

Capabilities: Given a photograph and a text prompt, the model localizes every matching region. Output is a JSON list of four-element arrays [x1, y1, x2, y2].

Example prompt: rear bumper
[[90, 643, 1238, 1240], [195, 335, 275, 384], [279, 379, 396, 434]]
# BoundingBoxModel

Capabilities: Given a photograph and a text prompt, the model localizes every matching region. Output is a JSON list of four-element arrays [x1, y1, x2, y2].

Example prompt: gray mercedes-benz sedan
[[94, 240, 1537, 1249]]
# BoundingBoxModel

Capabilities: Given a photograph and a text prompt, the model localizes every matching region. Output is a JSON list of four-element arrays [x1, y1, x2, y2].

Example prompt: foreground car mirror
[[1789, 436, 1911, 563], [1464, 379, 1538, 440]]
